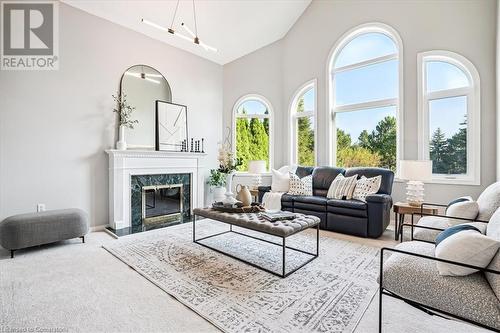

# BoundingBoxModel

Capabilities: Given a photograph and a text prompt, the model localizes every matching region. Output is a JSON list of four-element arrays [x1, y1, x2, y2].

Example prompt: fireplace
[[142, 184, 183, 225]]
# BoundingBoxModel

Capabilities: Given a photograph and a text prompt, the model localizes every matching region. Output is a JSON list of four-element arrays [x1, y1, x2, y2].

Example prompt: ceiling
[[62, 0, 311, 65]]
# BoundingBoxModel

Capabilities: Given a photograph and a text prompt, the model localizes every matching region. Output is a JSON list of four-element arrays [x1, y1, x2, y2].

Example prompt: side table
[[393, 202, 438, 241]]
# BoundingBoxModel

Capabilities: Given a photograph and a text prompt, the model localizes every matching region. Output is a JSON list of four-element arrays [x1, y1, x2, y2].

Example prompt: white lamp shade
[[398, 160, 433, 182], [248, 160, 267, 174]]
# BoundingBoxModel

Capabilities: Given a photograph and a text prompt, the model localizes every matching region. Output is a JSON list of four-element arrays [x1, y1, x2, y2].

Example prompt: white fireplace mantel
[[106, 149, 208, 230]]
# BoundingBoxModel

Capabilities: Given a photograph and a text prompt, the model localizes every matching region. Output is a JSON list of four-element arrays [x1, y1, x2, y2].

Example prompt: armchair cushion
[[446, 199, 479, 220], [477, 181, 500, 221], [382, 241, 500, 330], [413, 216, 451, 243], [434, 225, 500, 276], [486, 208, 500, 301]]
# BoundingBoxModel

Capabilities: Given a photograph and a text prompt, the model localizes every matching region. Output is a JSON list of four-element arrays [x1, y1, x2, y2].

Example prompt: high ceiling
[[62, 0, 311, 65]]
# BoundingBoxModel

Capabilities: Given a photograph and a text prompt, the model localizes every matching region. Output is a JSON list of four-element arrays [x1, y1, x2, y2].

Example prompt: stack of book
[[260, 211, 296, 222]]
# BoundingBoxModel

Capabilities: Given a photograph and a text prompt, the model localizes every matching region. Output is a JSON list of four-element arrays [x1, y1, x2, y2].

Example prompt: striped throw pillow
[[326, 174, 358, 199]]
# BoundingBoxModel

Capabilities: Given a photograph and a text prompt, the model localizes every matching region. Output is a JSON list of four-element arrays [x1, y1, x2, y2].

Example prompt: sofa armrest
[[366, 194, 393, 238], [258, 186, 272, 203], [366, 194, 392, 204]]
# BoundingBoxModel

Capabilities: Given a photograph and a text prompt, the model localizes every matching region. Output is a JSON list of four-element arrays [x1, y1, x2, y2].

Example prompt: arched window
[[232, 95, 273, 171], [328, 23, 403, 172], [418, 51, 480, 184], [290, 80, 316, 166]]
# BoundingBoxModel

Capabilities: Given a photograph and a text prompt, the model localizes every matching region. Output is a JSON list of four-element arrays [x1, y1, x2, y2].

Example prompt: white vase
[[212, 186, 226, 203], [116, 125, 127, 150]]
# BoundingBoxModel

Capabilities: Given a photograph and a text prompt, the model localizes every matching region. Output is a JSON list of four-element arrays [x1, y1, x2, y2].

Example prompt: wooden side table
[[393, 202, 439, 241]]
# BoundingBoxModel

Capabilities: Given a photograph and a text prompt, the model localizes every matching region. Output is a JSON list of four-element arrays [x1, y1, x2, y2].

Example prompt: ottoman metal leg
[[10, 250, 15, 259], [80, 236, 85, 243]]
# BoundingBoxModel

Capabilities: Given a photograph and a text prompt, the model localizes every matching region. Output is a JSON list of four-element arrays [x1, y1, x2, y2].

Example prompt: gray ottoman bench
[[0, 209, 89, 258]]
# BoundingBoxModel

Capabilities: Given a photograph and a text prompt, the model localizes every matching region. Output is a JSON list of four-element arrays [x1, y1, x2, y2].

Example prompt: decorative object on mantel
[[399, 160, 433, 206], [112, 93, 138, 150], [207, 169, 227, 203], [120, 64, 171, 150], [155, 101, 188, 152], [248, 160, 267, 190]]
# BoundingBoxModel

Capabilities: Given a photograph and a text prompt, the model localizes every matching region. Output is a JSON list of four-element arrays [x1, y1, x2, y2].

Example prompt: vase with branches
[[112, 94, 138, 150]]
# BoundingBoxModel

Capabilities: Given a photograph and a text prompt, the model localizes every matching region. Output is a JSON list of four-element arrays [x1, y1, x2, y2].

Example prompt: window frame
[[232, 94, 274, 172], [326, 22, 404, 174], [417, 50, 481, 185], [289, 79, 317, 166]]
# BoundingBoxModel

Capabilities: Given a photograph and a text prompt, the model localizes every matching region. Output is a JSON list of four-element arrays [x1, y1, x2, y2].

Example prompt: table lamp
[[248, 160, 267, 189], [398, 160, 433, 206]]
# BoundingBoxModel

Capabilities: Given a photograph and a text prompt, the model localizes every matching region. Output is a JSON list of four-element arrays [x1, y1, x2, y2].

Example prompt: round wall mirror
[[120, 64, 172, 149]]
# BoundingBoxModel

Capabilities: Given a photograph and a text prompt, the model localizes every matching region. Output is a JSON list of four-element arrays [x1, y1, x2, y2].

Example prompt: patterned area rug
[[103, 220, 380, 333]]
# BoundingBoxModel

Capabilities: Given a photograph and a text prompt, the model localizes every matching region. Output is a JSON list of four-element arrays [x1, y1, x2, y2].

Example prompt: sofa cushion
[[294, 196, 327, 212], [271, 168, 290, 192], [288, 173, 313, 195], [382, 241, 500, 330], [345, 167, 394, 195], [327, 199, 367, 218], [477, 181, 500, 221], [295, 166, 314, 179], [312, 166, 345, 197], [486, 208, 500, 301], [352, 176, 382, 202], [326, 174, 357, 199]]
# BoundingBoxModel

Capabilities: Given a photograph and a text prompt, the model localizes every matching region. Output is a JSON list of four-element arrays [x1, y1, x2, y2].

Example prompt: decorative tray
[[212, 202, 265, 213]]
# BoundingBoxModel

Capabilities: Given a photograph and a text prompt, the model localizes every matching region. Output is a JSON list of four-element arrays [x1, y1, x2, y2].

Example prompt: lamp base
[[406, 180, 425, 207]]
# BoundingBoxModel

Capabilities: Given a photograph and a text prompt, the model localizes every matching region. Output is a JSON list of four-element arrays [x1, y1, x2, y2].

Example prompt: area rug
[[103, 220, 380, 333]]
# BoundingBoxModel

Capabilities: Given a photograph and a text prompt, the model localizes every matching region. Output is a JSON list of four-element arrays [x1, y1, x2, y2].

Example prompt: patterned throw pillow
[[352, 175, 382, 202], [288, 173, 313, 195], [326, 174, 358, 199]]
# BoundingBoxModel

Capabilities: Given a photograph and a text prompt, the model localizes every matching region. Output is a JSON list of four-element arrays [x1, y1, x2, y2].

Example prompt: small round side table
[[393, 202, 438, 241]]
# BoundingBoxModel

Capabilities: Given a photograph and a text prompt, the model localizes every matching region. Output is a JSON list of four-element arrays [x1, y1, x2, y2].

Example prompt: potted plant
[[217, 143, 242, 193], [207, 169, 227, 202], [112, 93, 138, 150]]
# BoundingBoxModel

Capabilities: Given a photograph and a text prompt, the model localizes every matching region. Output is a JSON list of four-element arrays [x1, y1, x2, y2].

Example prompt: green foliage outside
[[296, 98, 315, 166], [337, 116, 396, 171], [429, 117, 467, 174], [236, 108, 269, 171]]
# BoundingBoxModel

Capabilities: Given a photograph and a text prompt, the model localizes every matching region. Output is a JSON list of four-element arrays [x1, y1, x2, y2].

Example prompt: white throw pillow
[[435, 224, 500, 276], [352, 175, 382, 202], [477, 182, 500, 221], [271, 169, 290, 192], [288, 173, 313, 196], [446, 199, 479, 225], [326, 174, 358, 199]]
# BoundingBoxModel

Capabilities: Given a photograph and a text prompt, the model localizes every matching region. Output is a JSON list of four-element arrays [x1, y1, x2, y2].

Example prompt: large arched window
[[290, 80, 316, 166], [418, 51, 480, 184], [232, 95, 273, 171], [328, 23, 403, 172]]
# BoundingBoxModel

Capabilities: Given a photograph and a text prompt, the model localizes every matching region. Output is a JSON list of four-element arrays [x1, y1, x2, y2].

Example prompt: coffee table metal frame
[[192, 214, 319, 278]]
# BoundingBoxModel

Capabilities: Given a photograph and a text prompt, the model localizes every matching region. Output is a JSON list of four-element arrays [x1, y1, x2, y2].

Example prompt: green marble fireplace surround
[[130, 173, 191, 228]]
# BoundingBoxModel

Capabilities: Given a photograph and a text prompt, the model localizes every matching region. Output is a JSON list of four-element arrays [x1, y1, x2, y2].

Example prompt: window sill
[[233, 172, 272, 177], [394, 177, 480, 186]]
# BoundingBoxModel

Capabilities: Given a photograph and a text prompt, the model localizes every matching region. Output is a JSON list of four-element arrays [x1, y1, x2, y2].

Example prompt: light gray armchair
[[378, 205, 500, 332]]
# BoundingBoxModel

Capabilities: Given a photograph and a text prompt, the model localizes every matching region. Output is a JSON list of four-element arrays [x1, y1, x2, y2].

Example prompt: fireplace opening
[[141, 184, 183, 225]]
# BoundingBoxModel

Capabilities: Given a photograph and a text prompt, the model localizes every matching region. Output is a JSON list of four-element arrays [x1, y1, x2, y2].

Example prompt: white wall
[[224, 0, 497, 203], [0, 4, 223, 227]]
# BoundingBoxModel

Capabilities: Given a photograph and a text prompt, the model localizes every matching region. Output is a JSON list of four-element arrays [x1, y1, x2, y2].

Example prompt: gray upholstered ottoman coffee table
[[193, 208, 320, 277]]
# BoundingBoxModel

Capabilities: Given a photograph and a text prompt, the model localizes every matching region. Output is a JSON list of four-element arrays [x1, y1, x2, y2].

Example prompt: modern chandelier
[[141, 0, 217, 53]]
